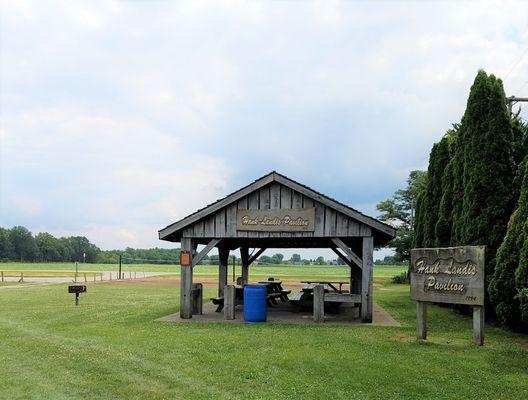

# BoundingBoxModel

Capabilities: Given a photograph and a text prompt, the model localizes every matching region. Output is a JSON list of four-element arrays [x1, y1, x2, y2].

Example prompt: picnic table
[[258, 280, 292, 305], [300, 281, 349, 293], [211, 280, 291, 312], [290, 281, 354, 312]]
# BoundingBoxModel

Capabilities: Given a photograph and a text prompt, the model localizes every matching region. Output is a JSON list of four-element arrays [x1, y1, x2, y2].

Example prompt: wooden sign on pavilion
[[159, 171, 396, 322]]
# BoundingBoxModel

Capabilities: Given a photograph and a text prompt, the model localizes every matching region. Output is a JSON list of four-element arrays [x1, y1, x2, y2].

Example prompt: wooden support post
[[218, 246, 229, 297], [1, 271, 3, 282], [224, 284, 236, 320], [192, 283, 203, 315], [84, 273, 87, 282], [473, 305, 484, 346], [361, 236, 374, 322], [240, 246, 249, 284], [93, 274, 96, 282], [109, 272, 112, 281], [313, 284, 325, 323], [180, 238, 194, 319], [134, 271, 137, 279], [416, 301, 427, 340]]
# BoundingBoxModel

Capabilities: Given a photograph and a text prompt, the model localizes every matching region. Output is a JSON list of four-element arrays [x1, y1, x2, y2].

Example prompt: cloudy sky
[[1, 1, 527, 259]]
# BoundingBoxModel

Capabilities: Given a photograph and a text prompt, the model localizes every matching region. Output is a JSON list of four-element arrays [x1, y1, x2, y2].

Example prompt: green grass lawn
[[1, 270, 527, 399]]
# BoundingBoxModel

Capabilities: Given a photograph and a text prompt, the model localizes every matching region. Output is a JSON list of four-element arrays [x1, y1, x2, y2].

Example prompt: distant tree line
[[412, 70, 528, 328], [0, 226, 100, 263], [0, 226, 338, 266]]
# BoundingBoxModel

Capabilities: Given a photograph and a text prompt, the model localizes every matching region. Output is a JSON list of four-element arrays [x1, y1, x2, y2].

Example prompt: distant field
[[0, 262, 406, 281]]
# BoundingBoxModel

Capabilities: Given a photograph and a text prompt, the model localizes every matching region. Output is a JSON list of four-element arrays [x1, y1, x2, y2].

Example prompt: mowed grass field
[[1, 264, 527, 399], [0, 262, 404, 280]]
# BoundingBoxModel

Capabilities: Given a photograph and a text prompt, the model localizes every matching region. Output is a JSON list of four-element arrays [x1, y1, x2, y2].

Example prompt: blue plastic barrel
[[243, 285, 267, 322]]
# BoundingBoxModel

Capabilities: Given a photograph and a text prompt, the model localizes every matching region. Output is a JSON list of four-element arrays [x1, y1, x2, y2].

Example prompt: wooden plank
[[182, 226, 193, 237], [302, 196, 315, 237], [473, 305, 484, 346], [361, 236, 374, 322], [204, 215, 215, 237], [236, 197, 248, 238], [258, 186, 270, 238], [336, 213, 349, 236], [324, 293, 361, 303], [269, 182, 281, 238], [313, 202, 325, 237], [247, 191, 260, 238], [324, 207, 337, 236], [331, 238, 362, 269], [225, 203, 237, 237], [292, 190, 303, 208], [313, 284, 325, 323], [214, 209, 226, 237], [348, 220, 360, 236], [360, 225, 372, 236], [192, 238, 221, 265], [417, 301, 427, 339], [224, 285, 236, 320], [280, 186, 292, 238], [193, 220, 204, 237]]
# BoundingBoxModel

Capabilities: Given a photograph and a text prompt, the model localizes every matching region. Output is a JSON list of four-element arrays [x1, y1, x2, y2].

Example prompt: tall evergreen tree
[[435, 126, 459, 246], [457, 72, 515, 292], [515, 160, 528, 323], [489, 157, 528, 326], [420, 134, 451, 247]]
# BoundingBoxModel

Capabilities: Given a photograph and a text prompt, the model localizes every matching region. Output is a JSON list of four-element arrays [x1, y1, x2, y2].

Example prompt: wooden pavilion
[[159, 171, 395, 322]]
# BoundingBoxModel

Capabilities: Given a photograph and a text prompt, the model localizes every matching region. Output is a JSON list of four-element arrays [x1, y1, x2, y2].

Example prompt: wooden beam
[[473, 305, 484, 346], [224, 285, 236, 320], [417, 301, 427, 339], [330, 246, 355, 269], [331, 238, 362, 269], [323, 293, 361, 303], [361, 236, 374, 322], [218, 246, 229, 297], [180, 238, 194, 319], [313, 284, 325, 323], [192, 238, 221, 266], [240, 246, 249, 284], [248, 248, 267, 265]]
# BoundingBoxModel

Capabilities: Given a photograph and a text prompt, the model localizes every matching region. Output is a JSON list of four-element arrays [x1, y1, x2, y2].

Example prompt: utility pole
[[507, 96, 528, 115]]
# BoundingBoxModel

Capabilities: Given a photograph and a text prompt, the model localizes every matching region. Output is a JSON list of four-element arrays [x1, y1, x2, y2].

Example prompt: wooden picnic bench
[[258, 280, 292, 304]]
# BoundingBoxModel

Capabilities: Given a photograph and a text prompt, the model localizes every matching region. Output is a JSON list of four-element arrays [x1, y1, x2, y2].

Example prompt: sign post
[[410, 246, 485, 345], [68, 285, 87, 306]]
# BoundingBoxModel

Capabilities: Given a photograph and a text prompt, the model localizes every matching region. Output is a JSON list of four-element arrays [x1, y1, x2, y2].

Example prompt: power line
[[504, 46, 528, 81]]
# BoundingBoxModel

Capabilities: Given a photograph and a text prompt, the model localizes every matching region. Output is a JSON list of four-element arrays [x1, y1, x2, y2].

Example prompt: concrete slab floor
[[157, 301, 400, 327]]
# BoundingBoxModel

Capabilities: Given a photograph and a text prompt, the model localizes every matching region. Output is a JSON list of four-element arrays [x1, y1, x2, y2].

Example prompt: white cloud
[[1, 0, 527, 251]]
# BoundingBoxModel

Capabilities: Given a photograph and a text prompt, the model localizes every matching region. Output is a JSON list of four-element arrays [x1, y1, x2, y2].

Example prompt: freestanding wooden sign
[[410, 246, 485, 345]]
